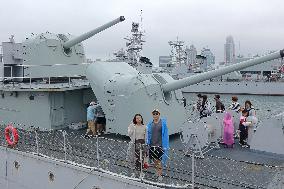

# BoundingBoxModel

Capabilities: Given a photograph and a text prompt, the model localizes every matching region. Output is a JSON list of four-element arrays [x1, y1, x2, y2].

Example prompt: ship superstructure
[[111, 12, 152, 74]]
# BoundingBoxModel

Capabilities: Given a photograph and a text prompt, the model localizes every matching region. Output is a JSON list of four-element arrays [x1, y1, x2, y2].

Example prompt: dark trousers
[[239, 124, 248, 145], [135, 139, 145, 170]]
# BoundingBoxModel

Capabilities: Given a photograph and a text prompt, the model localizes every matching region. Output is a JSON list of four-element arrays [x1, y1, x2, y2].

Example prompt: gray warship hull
[[0, 146, 161, 189]]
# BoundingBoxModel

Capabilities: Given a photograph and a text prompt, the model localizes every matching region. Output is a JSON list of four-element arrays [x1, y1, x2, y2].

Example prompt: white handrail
[[2, 63, 89, 86]]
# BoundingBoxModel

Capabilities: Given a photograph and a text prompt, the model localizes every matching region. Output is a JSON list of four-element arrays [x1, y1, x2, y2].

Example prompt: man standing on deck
[[146, 109, 169, 182], [85, 101, 97, 138]]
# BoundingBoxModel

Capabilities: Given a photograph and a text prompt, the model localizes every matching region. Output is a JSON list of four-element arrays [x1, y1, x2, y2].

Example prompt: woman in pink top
[[223, 112, 234, 148]]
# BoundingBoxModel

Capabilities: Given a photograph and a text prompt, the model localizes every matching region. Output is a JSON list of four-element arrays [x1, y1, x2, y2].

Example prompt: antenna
[[9, 35, 15, 43], [140, 10, 144, 33], [239, 41, 241, 56]]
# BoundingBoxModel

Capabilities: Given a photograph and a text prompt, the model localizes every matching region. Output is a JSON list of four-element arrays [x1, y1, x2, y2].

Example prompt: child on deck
[[223, 112, 234, 148], [238, 109, 251, 147]]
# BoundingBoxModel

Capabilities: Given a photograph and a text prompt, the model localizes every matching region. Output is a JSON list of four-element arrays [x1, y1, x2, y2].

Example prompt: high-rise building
[[201, 48, 215, 68], [224, 36, 235, 64], [185, 45, 197, 66]]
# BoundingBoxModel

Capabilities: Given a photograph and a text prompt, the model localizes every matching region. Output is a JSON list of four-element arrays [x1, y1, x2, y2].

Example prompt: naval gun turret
[[86, 50, 284, 135], [1, 16, 125, 80], [0, 16, 126, 131]]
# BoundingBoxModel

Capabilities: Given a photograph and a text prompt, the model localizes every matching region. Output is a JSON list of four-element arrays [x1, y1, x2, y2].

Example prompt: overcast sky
[[1, 0, 284, 65]]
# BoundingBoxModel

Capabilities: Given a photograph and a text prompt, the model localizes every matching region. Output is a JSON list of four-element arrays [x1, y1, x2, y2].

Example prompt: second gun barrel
[[63, 16, 125, 49]]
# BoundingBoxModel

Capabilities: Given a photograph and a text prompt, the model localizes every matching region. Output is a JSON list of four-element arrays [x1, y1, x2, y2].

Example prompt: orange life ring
[[5, 124, 19, 147]]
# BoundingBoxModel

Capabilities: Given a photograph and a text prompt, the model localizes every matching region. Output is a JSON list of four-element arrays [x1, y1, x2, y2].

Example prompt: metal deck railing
[[0, 123, 283, 189]]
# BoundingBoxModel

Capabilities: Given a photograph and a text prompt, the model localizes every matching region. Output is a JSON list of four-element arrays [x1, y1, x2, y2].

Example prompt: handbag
[[143, 155, 150, 169]]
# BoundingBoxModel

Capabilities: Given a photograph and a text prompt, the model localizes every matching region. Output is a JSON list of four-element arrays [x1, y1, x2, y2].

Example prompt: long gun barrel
[[162, 50, 284, 93], [63, 16, 125, 49]]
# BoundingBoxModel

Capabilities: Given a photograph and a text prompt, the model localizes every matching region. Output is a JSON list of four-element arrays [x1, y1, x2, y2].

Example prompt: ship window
[[29, 95, 34, 100], [14, 161, 20, 170], [48, 172, 55, 182], [164, 91, 172, 102]]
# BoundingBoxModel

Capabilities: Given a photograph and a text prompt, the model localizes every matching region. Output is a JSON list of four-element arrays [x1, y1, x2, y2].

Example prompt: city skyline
[[224, 36, 236, 64], [0, 0, 283, 66]]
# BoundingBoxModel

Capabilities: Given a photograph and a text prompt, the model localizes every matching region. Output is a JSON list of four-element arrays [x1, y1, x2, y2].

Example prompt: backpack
[[202, 101, 212, 116], [95, 104, 105, 117], [221, 102, 225, 111]]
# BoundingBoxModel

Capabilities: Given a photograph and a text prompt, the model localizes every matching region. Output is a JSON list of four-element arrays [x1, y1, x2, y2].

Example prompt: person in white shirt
[[127, 114, 146, 173]]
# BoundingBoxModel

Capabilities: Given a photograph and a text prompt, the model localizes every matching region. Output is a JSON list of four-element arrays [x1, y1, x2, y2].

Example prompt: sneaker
[[242, 144, 249, 148], [139, 172, 145, 179], [84, 134, 90, 139], [130, 172, 136, 178], [157, 175, 163, 182], [218, 140, 224, 144]]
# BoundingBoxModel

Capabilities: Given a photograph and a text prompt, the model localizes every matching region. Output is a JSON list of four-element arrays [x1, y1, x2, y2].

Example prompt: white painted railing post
[[35, 130, 39, 155], [192, 152, 195, 189], [62, 130, 67, 162]]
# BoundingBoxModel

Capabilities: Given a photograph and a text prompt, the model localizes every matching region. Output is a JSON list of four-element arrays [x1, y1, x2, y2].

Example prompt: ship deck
[[0, 127, 283, 189]]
